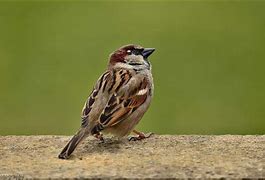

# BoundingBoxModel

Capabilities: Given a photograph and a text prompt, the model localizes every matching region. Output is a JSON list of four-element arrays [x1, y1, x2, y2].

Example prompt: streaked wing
[[91, 72, 149, 134], [80, 71, 111, 128], [99, 89, 148, 127]]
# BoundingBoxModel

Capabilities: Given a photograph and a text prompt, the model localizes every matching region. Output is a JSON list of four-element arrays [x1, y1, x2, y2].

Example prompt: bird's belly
[[103, 95, 152, 137]]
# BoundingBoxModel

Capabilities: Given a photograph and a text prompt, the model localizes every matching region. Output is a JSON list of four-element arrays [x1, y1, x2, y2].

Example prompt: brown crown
[[109, 44, 143, 65]]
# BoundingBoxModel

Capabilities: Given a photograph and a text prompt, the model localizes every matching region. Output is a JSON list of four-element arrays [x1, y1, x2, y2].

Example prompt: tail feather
[[58, 129, 87, 159]]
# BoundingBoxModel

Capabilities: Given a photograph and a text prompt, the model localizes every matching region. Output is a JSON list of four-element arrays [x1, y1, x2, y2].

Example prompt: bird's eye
[[127, 50, 132, 55]]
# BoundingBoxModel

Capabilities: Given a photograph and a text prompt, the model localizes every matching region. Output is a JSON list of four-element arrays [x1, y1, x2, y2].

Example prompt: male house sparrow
[[58, 44, 155, 159]]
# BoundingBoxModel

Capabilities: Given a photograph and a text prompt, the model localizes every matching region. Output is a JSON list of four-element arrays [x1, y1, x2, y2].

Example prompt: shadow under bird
[[58, 44, 155, 159]]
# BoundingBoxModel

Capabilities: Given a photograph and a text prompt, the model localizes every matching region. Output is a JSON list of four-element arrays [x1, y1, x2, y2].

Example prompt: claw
[[128, 131, 154, 141], [128, 136, 138, 141]]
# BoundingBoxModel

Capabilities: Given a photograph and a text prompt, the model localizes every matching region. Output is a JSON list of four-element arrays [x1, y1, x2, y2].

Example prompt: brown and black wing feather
[[81, 71, 111, 128], [91, 73, 148, 135]]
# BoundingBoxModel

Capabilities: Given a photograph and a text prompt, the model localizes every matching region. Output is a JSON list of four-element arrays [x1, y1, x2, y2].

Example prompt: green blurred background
[[0, 1, 264, 135]]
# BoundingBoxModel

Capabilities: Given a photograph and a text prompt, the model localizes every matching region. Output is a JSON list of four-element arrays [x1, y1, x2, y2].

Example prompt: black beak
[[142, 48, 155, 59]]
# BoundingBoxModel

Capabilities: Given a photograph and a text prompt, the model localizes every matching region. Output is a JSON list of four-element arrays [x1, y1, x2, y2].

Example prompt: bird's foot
[[128, 130, 154, 141]]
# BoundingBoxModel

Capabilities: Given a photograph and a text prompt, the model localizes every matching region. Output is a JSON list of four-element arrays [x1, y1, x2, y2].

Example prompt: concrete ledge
[[0, 135, 264, 179]]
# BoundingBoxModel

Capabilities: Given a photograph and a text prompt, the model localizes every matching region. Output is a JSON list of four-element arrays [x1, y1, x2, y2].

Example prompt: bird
[[58, 44, 155, 159]]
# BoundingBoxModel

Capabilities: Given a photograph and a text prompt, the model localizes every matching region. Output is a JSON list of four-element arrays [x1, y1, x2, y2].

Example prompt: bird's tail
[[58, 128, 87, 159]]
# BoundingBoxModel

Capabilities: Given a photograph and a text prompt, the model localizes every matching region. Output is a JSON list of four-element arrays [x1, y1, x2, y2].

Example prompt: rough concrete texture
[[0, 135, 264, 179]]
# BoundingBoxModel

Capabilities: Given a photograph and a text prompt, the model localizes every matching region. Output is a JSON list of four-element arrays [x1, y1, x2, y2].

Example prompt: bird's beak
[[142, 48, 155, 59]]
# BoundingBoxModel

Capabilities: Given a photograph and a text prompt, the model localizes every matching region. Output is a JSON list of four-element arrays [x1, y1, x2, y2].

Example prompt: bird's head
[[108, 44, 155, 70]]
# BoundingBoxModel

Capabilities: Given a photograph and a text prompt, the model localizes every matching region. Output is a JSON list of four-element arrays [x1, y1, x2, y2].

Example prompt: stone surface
[[0, 135, 264, 179]]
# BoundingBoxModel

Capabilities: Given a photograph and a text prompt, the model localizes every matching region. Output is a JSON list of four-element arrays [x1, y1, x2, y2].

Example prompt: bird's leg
[[128, 130, 154, 141], [94, 133, 104, 143]]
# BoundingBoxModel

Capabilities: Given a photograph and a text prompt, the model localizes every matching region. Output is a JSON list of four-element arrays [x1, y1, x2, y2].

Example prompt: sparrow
[[58, 44, 155, 159]]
